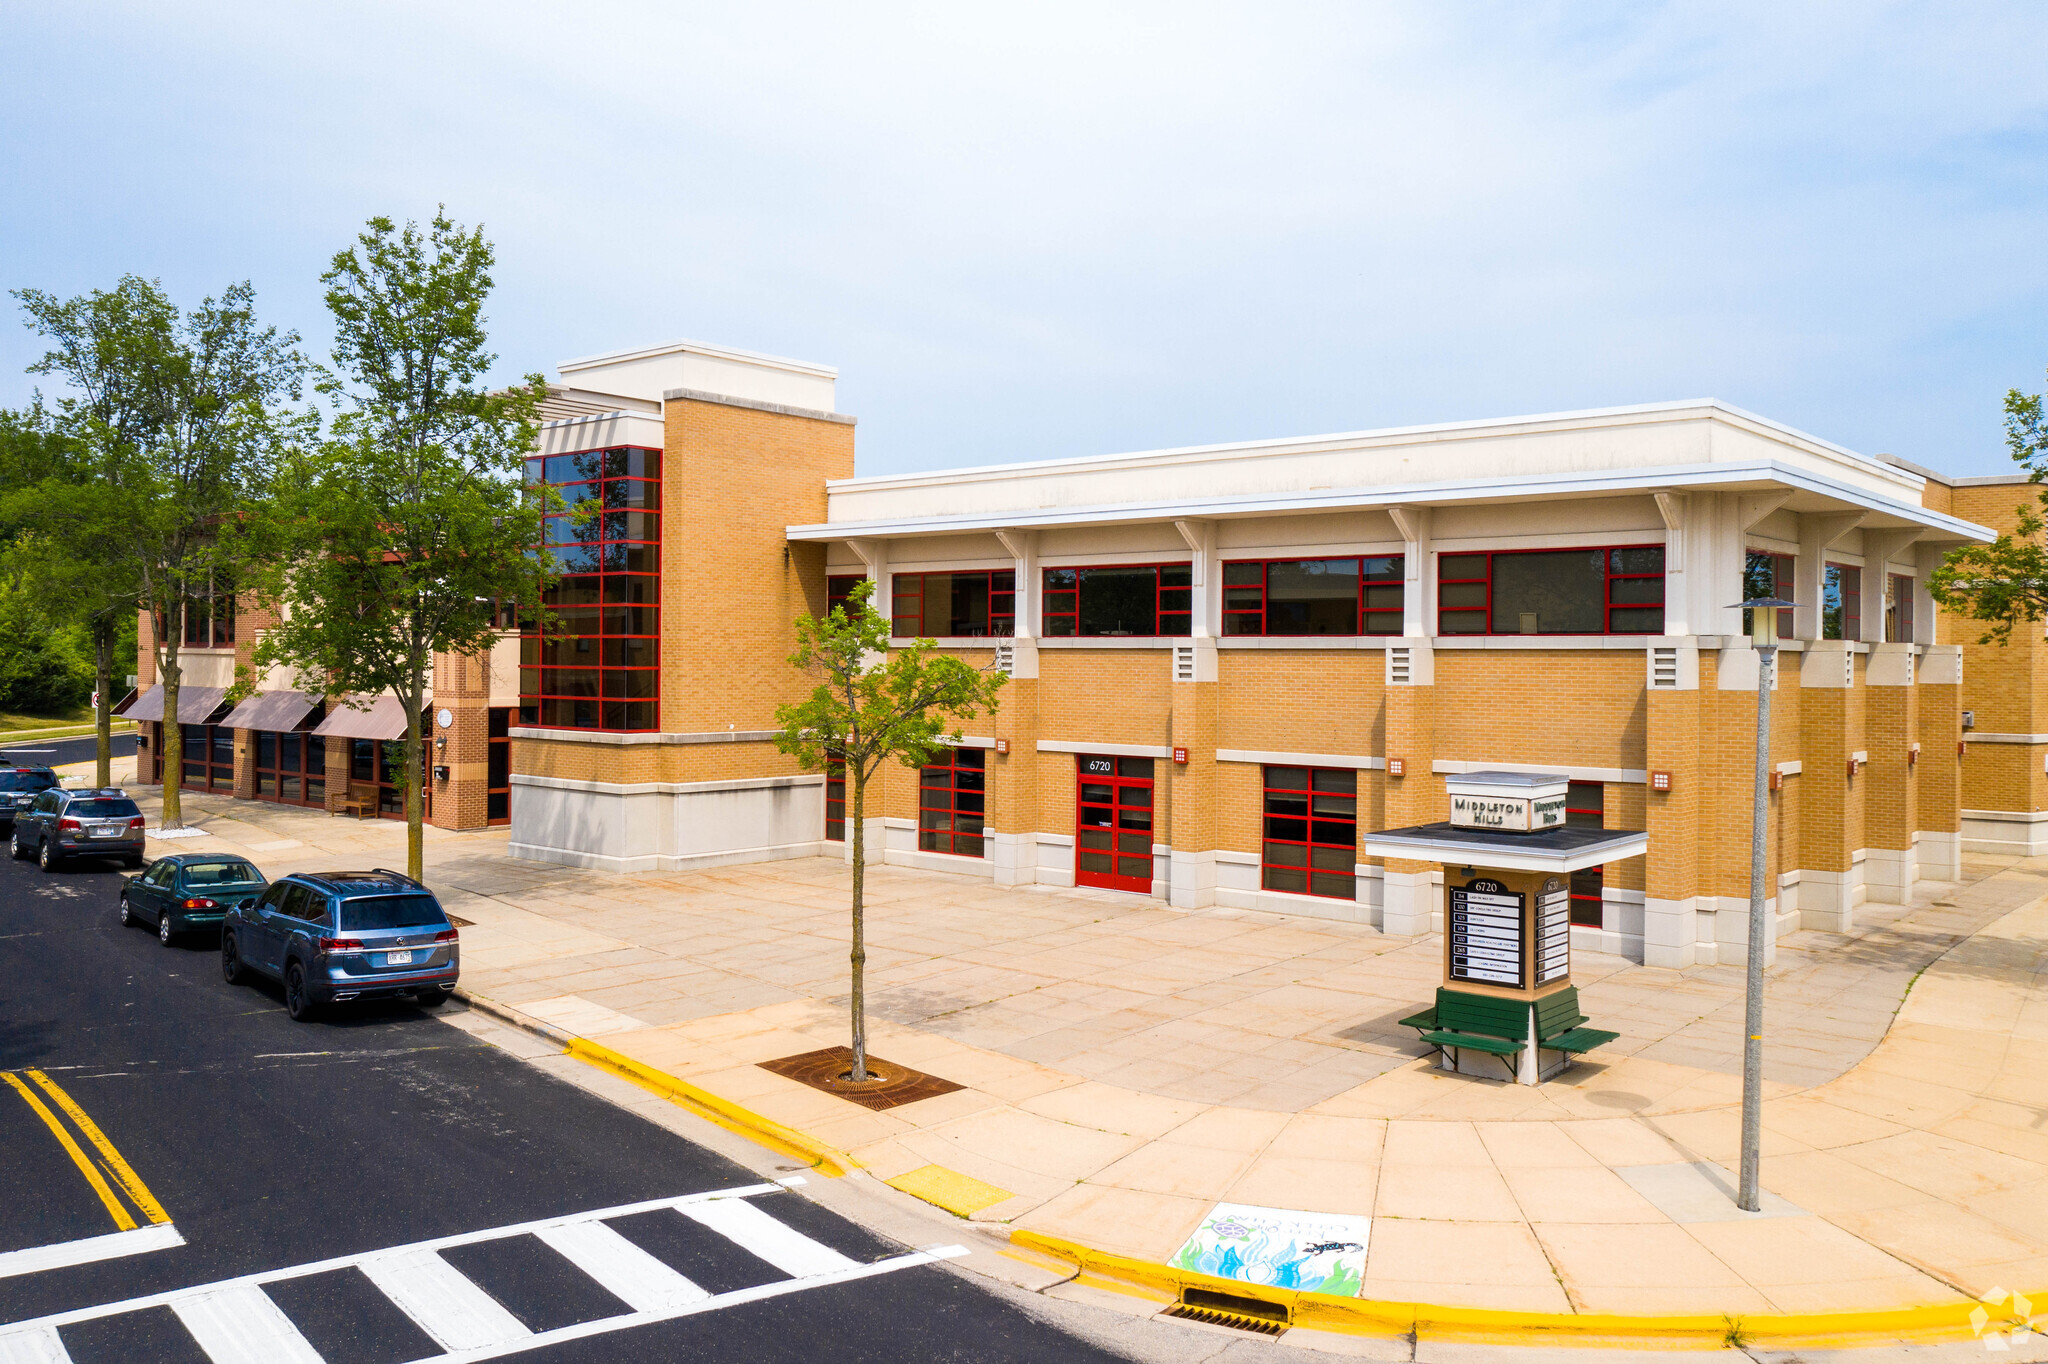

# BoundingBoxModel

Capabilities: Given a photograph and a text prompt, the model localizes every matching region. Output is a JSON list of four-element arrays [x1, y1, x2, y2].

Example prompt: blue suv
[[220, 869, 460, 1021]]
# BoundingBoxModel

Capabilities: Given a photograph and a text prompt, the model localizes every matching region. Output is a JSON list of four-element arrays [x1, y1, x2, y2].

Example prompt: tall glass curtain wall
[[522, 447, 661, 731]]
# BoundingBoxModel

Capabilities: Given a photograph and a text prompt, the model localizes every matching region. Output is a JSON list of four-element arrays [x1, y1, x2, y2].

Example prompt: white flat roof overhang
[[1363, 824, 1650, 874], [786, 458, 1994, 546]]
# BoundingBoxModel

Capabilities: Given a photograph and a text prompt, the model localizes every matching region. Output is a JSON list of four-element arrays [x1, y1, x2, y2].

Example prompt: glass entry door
[[1076, 756, 1155, 893]]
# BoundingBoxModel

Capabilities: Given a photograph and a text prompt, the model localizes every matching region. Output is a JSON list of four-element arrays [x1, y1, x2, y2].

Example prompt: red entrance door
[[1076, 756, 1155, 893]]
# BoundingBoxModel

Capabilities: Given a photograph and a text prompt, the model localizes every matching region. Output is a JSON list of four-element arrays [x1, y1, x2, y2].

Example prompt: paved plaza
[[89, 774, 2048, 1323]]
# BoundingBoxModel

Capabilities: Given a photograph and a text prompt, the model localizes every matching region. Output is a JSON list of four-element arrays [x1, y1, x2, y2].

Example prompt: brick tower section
[[431, 646, 492, 830]]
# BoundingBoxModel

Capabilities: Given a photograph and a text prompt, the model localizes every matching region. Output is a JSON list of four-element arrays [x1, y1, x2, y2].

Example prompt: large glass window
[[1743, 550, 1795, 639], [824, 755, 846, 841], [1885, 573, 1915, 643], [171, 584, 236, 647], [918, 747, 985, 857], [1565, 782, 1603, 927], [891, 571, 1014, 638], [1438, 547, 1664, 636], [1823, 563, 1862, 641], [1042, 564, 1191, 637], [1261, 766, 1357, 900], [1222, 557, 1402, 636], [520, 446, 660, 731]]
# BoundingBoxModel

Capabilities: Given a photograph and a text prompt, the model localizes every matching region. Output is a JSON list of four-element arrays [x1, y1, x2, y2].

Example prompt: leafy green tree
[[1932, 375, 2048, 640], [774, 580, 1006, 1082], [11, 278, 300, 815], [246, 210, 550, 880]]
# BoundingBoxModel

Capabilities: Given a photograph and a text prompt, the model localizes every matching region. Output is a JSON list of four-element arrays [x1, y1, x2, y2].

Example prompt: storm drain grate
[[1164, 1287, 1290, 1335]]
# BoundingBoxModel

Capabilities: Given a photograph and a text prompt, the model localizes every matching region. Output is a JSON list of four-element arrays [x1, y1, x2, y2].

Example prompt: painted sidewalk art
[[1170, 1202, 1371, 1297]]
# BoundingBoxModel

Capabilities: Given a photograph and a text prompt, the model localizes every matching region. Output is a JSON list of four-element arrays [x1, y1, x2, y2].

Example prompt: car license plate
[[90, 825, 122, 838], [383, 949, 414, 966]]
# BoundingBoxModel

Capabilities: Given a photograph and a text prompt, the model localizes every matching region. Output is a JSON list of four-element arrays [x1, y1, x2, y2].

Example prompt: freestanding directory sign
[[1367, 771, 1646, 1083]]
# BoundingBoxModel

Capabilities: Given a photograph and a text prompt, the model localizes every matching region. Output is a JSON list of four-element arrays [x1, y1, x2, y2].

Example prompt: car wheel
[[159, 913, 175, 946], [118, 894, 134, 927], [37, 839, 57, 872], [284, 961, 316, 1021], [6, 830, 22, 860], [221, 933, 244, 984]]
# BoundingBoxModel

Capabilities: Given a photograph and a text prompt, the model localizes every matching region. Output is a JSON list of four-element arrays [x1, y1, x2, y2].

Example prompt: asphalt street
[[0, 732, 137, 771], [0, 846, 1135, 1362]]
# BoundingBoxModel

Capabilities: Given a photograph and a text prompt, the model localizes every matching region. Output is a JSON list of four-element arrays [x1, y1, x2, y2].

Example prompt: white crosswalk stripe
[[359, 1249, 533, 1353], [0, 1182, 966, 1364], [0, 1323, 67, 1364], [680, 1196, 859, 1278], [171, 1284, 325, 1364], [533, 1220, 707, 1314]]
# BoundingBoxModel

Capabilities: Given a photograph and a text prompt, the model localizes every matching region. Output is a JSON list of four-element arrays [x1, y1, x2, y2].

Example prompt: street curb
[[451, 988, 856, 1178], [454, 987, 2031, 1348], [1010, 1230, 2030, 1348]]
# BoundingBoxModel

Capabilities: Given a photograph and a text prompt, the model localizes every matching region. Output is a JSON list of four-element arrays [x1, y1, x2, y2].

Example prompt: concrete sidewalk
[[92, 778, 2048, 1332]]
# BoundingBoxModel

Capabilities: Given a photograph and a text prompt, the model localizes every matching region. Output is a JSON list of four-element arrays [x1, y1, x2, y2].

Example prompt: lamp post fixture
[[1733, 596, 1794, 1212]]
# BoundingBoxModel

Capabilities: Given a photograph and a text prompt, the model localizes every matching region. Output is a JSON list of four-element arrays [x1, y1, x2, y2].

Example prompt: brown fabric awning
[[220, 689, 322, 733], [310, 696, 415, 741], [121, 685, 231, 724]]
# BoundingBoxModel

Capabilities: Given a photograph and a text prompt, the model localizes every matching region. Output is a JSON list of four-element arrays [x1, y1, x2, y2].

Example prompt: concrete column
[[1864, 644, 1919, 898], [1797, 643, 1857, 933], [1643, 671, 1701, 968], [1917, 647, 1964, 879]]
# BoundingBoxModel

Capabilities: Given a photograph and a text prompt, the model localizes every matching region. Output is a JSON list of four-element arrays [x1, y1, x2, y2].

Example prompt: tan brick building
[[130, 339, 2034, 973]]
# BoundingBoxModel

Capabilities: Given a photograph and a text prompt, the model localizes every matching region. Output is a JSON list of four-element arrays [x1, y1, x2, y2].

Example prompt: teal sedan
[[119, 854, 268, 945]]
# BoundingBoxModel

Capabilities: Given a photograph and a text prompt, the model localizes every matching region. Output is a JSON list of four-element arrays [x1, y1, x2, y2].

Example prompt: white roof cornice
[[787, 457, 1993, 545]]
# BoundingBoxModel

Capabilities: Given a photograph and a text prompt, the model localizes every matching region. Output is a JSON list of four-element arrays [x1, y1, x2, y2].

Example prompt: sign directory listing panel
[[1449, 878, 1523, 988], [1536, 875, 1571, 985]]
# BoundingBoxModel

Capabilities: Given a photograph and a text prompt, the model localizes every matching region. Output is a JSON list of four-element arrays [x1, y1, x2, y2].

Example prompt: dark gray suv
[[0, 767, 59, 829], [220, 870, 460, 1020], [9, 788, 145, 870]]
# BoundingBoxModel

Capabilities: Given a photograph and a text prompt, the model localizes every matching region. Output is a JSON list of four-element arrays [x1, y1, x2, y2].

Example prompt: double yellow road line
[[1, 1069, 168, 1231]]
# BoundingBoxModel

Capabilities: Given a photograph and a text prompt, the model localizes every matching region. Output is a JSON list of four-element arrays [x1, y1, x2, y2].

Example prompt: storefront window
[[1042, 564, 1191, 637], [918, 747, 985, 857], [891, 571, 1015, 638], [1222, 557, 1402, 636], [1438, 547, 1664, 636], [521, 446, 660, 731], [1261, 766, 1356, 899]]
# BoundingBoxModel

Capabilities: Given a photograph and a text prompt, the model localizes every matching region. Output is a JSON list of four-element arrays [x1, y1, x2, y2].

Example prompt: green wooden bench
[[1398, 986, 1618, 1079]]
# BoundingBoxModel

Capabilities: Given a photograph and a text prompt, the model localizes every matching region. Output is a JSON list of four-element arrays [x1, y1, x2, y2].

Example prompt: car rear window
[[68, 799, 140, 818], [0, 772, 56, 792], [338, 894, 447, 931], [184, 861, 262, 886]]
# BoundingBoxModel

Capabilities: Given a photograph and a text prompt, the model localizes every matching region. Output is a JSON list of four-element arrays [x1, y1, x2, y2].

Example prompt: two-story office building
[[128, 333, 2037, 971], [501, 340, 2000, 970]]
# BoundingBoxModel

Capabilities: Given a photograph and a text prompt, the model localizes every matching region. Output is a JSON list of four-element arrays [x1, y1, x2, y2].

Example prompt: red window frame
[[1823, 562, 1862, 641], [176, 593, 236, 647], [520, 446, 661, 733], [1222, 556, 1403, 637], [918, 747, 986, 857], [1885, 573, 1915, 643], [824, 754, 847, 841], [1436, 545, 1665, 636], [827, 575, 864, 619], [1565, 782, 1604, 926], [890, 570, 1016, 638], [1260, 766, 1357, 900], [1744, 551, 1795, 640], [1041, 564, 1192, 637]]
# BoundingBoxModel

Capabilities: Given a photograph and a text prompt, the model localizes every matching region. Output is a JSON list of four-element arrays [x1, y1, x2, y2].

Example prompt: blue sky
[[3, 2, 2045, 478]]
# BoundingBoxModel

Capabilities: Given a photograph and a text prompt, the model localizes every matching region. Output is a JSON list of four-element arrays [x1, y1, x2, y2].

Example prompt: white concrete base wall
[[1213, 855, 1385, 926], [1918, 829, 1962, 881], [1380, 869, 1443, 937], [509, 773, 831, 874], [1961, 810, 2048, 857]]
